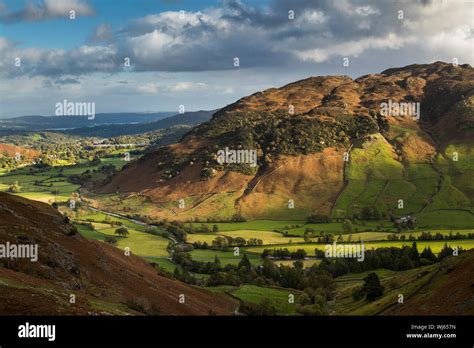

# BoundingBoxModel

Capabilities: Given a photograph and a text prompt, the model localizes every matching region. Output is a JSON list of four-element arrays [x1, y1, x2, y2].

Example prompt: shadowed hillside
[[0, 192, 237, 315]]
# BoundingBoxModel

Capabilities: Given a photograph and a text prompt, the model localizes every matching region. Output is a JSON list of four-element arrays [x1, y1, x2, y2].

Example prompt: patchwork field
[[0, 157, 128, 204]]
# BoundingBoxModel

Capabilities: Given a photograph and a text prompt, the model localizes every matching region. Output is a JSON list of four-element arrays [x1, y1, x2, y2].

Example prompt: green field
[[206, 285, 301, 315], [190, 249, 262, 266], [76, 217, 169, 258], [330, 134, 473, 229], [0, 155, 129, 205]]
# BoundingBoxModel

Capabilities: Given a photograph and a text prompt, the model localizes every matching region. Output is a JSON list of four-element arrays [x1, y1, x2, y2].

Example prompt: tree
[[361, 206, 373, 220], [8, 180, 20, 193], [115, 227, 129, 237], [231, 213, 246, 222], [238, 254, 252, 270], [420, 246, 436, 262], [212, 236, 228, 250], [342, 219, 354, 233], [212, 224, 219, 232], [233, 237, 246, 247], [362, 273, 384, 300], [105, 236, 118, 245]]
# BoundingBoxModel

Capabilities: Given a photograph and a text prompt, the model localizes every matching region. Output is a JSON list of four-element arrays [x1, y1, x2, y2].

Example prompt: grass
[[206, 285, 301, 315], [333, 134, 406, 219], [144, 256, 180, 273], [74, 209, 170, 259], [89, 224, 170, 258], [190, 249, 262, 266], [416, 210, 474, 229]]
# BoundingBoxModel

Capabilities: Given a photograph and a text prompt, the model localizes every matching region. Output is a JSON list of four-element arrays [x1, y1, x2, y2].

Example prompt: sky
[[0, 0, 473, 118]]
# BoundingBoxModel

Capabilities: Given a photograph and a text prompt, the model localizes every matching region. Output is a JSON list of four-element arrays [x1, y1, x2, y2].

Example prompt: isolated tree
[[212, 224, 219, 232], [362, 273, 384, 301], [115, 227, 129, 238], [304, 232, 311, 243], [105, 236, 118, 245], [213, 255, 221, 268], [8, 180, 20, 193], [342, 219, 354, 233]]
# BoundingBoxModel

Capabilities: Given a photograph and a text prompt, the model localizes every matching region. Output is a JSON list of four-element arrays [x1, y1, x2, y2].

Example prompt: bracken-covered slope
[[95, 62, 473, 222], [0, 192, 237, 315], [382, 250, 474, 315]]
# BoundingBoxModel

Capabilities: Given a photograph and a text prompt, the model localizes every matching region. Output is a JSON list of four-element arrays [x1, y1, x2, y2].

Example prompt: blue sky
[[1, 0, 252, 49], [0, 0, 472, 118]]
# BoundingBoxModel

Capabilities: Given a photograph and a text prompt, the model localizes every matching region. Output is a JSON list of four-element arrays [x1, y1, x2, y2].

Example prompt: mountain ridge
[[92, 62, 473, 222]]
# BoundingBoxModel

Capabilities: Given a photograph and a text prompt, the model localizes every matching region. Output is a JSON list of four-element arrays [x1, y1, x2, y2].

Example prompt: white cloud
[[0, 0, 94, 23], [296, 33, 412, 62]]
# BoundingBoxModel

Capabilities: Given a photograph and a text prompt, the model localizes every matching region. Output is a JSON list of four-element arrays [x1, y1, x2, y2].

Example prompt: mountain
[[0, 192, 236, 315], [93, 62, 473, 223], [63, 110, 216, 137], [0, 112, 175, 133]]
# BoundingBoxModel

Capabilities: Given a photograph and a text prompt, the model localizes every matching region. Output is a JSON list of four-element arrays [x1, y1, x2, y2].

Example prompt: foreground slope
[[0, 192, 236, 315], [95, 62, 473, 222], [382, 251, 474, 315]]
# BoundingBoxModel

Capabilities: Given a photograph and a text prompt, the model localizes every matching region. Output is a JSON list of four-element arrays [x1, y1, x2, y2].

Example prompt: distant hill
[[0, 112, 175, 132], [63, 110, 216, 137], [0, 192, 237, 315], [93, 62, 474, 223]]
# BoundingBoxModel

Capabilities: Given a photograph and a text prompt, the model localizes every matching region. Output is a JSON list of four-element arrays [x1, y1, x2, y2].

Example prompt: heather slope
[[0, 192, 237, 315]]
